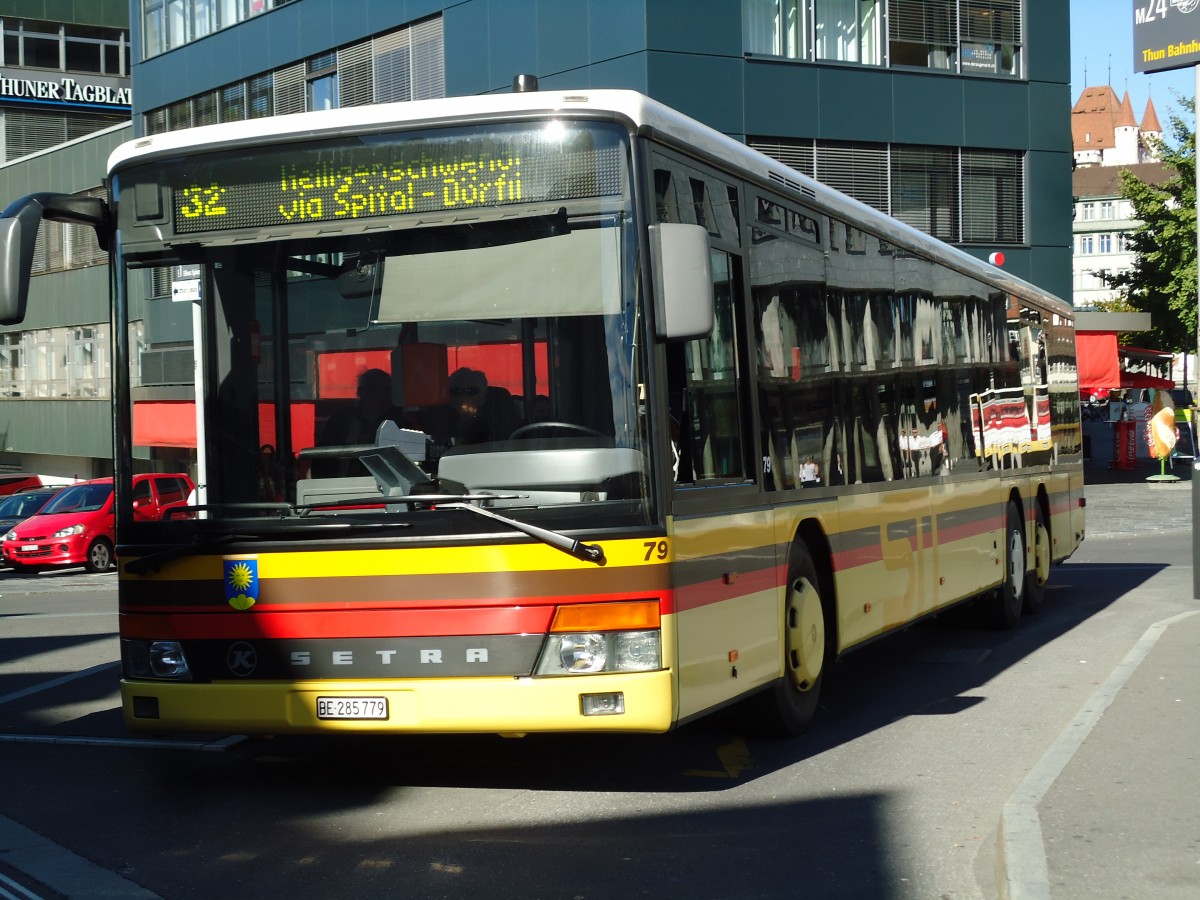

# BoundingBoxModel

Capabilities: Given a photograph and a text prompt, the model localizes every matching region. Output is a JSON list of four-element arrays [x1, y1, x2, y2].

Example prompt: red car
[[2, 474, 193, 574]]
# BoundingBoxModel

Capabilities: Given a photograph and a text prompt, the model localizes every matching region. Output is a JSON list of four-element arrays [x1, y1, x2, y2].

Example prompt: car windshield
[[41, 483, 112, 515], [0, 492, 52, 518]]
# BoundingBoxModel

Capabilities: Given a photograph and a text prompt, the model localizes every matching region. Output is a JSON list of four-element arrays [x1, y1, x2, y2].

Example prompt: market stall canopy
[[1077, 332, 1175, 394], [1120, 370, 1174, 389], [1077, 331, 1120, 392]]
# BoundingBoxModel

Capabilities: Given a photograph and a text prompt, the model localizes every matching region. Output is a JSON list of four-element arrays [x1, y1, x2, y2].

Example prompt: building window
[[1080, 202, 1094, 221], [1099, 200, 1114, 220], [1098, 233, 1112, 254], [142, 0, 297, 59], [69, 325, 110, 398], [747, 1, 1021, 76], [745, 0, 882, 64], [887, 0, 954, 69], [29, 188, 107, 274], [1, 19, 129, 75], [958, 1, 1020, 75], [144, 18, 444, 134], [892, 146, 958, 240], [1079, 235, 1094, 254], [0, 334, 23, 398], [750, 136, 1025, 244], [306, 51, 338, 111], [962, 148, 1023, 243]]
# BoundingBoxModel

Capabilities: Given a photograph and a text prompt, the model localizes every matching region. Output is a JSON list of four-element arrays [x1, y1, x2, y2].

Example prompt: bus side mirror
[[649, 223, 713, 340], [0, 193, 109, 326], [0, 207, 38, 325]]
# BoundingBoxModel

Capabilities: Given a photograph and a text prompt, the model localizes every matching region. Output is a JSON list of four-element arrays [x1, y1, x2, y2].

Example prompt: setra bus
[[0, 86, 1084, 737]]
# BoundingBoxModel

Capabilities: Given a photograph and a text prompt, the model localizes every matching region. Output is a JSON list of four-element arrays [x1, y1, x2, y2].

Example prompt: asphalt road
[[0, 478, 1193, 900]]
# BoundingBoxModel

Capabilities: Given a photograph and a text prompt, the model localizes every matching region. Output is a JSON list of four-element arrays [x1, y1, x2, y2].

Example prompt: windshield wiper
[[294, 493, 516, 513], [440, 502, 606, 566]]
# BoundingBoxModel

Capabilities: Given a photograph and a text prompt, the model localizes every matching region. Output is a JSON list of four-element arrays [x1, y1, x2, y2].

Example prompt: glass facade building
[[0, 0, 1070, 478]]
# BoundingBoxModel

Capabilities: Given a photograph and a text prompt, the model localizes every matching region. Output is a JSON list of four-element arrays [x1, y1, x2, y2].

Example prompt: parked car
[[0, 473, 73, 498], [0, 487, 64, 567], [1, 474, 193, 574], [1171, 388, 1195, 409]]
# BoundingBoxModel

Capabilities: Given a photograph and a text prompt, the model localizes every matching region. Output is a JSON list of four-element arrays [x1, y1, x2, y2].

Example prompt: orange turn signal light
[[549, 600, 661, 633]]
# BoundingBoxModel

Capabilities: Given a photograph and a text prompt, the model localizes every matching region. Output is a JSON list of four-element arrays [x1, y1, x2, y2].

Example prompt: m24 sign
[[1134, 0, 1200, 73]]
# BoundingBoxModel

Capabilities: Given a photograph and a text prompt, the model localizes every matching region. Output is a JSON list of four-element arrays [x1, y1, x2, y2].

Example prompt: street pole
[[1194, 61, 1199, 600]]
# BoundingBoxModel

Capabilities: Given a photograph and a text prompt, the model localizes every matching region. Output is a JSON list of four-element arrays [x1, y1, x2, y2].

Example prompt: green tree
[[1104, 97, 1196, 352]]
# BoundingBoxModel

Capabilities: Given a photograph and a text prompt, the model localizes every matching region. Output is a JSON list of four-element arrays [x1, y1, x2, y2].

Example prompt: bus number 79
[[644, 540, 669, 561]]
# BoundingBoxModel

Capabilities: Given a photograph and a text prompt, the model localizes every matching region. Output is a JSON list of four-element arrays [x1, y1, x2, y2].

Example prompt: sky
[[1071, 0, 1197, 132]]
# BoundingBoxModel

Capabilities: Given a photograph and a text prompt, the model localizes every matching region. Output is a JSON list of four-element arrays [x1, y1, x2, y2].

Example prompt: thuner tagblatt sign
[[1134, 0, 1200, 73]]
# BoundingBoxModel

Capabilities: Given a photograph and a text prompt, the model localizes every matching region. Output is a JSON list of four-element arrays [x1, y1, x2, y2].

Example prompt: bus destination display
[[168, 127, 623, 235]]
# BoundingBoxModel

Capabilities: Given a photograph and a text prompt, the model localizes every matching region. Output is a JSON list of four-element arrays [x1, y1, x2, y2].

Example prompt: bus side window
[[676, 250, 748, 482]]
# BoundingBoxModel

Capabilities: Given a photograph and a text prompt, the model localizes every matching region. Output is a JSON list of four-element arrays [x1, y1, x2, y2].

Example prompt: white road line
[[0, 870, 43, 900], [0, 733, 244, 751], [0, 662, 118, 706], [0, 816, 161, 900], [998, 609, 1200, 900]]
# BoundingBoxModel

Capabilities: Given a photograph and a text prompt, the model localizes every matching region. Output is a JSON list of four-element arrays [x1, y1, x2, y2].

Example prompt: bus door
[[668, 246, 778, 719], [651, 152, 777, 718]]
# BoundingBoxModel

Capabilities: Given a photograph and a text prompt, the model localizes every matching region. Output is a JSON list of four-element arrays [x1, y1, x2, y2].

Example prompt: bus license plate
[[316, 697, 388, 720]]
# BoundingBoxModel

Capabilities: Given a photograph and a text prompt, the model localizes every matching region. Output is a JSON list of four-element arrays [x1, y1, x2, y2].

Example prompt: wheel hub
[[785, 576, 824, 690]]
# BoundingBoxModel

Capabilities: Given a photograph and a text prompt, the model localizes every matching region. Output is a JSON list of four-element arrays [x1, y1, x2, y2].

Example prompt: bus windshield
[[116, 120, 651, 532]]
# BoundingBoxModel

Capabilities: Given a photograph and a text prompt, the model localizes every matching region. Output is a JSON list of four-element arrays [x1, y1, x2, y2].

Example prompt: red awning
[[1120, 371, 1174, 389], [1077, 331, 1121, 392], [133, 401, 316, 450]]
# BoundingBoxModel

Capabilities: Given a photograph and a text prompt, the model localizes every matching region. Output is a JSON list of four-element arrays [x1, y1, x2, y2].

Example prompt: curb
[[0, 815, 162, 900], [995, 609, 1200, 900]]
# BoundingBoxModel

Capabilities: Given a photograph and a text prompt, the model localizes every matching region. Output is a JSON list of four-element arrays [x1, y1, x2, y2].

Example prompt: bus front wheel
[[749, 541, 828, 737]]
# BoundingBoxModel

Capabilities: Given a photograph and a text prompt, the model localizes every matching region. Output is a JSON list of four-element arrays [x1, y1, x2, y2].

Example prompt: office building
[[0, 1, 1072, 476]]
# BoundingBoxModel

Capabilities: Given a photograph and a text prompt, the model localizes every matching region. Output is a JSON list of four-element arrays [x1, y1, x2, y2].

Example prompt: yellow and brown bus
[[0, 86, 1083, 737]]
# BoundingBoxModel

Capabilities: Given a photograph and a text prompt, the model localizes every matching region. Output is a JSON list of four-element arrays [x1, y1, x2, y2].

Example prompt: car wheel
[[85, 538, 114, 573]]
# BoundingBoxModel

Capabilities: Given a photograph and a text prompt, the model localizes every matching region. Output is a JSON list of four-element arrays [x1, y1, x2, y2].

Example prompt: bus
[[0, 86, 1084, 738]]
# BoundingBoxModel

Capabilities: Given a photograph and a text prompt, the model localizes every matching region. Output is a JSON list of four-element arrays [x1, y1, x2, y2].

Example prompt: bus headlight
[[554, 632, 608, 673], [535, 630, 661, 676], [534, 600, 662, 676], [122, 639, 193, 680]]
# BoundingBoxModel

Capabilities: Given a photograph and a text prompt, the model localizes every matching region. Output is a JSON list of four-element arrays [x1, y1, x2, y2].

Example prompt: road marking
[[685, 736, 754, 778], [0, 733, 245, 751], [0, 869, 43, 900], [0, 662, 118, 707], [998, 609, 1200, 900], [0, 816, 161, 900]]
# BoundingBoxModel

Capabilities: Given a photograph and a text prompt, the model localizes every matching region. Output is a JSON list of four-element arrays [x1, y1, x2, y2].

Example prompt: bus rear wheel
[[986, 502, 1025, 629], [747, 541, 828, 737], [1023, 502, 1050, 614]]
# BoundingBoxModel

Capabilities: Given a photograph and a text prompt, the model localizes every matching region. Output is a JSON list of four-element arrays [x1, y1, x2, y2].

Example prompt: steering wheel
[[509, 422, 606, 439]]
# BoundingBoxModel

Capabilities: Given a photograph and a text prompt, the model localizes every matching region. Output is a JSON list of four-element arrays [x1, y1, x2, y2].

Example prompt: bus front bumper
[[121, 670, 675, 735]]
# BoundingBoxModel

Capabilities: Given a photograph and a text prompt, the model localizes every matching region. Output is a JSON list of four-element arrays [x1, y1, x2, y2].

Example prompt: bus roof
[[108, 89, 1070, 318]]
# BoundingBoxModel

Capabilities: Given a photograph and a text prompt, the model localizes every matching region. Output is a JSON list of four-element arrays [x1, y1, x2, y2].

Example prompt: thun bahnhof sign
[[1134, 0, 1200, 73]]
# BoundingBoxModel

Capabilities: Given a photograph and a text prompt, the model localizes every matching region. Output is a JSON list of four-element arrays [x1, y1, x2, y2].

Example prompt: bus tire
[[748, 540, 828, 737], [1023, 502, 1050, 614], [987, 502, 1025, 629]]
